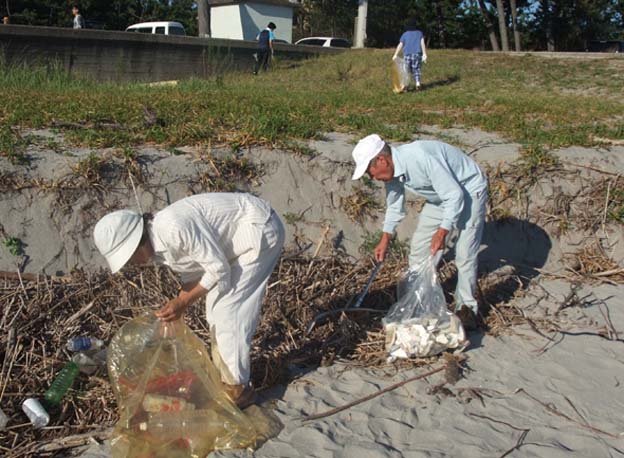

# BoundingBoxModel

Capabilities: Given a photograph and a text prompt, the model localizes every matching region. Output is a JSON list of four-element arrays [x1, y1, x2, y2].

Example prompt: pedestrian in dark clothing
[[253, 22, 276, 75]]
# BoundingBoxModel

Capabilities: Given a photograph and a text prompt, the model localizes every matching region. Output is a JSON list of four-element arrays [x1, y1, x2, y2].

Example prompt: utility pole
[[354, 0, 368, 48], [198, 0, 209, 37]]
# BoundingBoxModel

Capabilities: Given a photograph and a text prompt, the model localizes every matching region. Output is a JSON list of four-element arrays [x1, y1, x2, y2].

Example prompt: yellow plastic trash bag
[[107, 313, 278, 458], [391, 56, 410, 94]]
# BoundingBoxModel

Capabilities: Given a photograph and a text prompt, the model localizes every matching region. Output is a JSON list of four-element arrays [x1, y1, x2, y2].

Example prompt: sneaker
[[456, 305, 478, 331]]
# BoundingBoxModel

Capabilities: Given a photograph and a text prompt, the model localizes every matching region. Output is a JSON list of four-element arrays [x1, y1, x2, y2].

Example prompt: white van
[[126, 21, 186, 36]]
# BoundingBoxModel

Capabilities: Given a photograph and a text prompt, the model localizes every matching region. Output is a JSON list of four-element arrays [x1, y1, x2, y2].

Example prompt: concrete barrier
[[0, 24, 343, 82]]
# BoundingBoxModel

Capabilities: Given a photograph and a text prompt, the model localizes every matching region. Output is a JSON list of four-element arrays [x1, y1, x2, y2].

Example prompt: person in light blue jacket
[[351, 134, 488, 328]]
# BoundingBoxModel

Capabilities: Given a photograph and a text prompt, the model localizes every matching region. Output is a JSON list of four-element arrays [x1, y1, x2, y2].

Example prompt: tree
[[476, 0, 500, 50], [509, 0, 521, 51], [494, 0, 509, 51]]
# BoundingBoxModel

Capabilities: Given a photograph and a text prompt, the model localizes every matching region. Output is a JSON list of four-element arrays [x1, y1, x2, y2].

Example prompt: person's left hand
[[430, 227, 449, 255], [422, 54, 428, 63], [155, 297, 188, 322]]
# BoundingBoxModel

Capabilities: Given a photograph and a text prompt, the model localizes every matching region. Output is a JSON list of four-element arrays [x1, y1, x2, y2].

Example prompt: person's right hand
[[374, 233, 392, 262], [392, 54, 398, 60]]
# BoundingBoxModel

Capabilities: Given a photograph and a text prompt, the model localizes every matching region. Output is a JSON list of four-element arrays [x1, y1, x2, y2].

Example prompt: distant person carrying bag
[[253, 22, 276, 75], [392, 19, 427, 91]]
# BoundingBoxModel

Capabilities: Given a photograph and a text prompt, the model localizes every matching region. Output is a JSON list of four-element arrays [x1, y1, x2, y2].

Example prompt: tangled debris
[[0, 250, 548, 457]]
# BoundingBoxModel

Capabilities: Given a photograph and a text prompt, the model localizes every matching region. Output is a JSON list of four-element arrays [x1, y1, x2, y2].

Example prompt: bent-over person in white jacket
[[93, 193, 285, 407]]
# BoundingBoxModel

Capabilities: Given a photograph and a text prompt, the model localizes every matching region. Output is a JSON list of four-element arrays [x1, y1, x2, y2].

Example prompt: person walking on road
[[351, 134, 488, 329], [253, 22, 276, 75], [93, 193, 285, 407], [392, 19, 427, 90]]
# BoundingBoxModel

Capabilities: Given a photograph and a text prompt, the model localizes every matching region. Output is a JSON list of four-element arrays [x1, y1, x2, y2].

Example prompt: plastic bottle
[[22, 398, 50, 428], [139, 409, 222, 441], [71, 353, 98, 375], [142, 394, 195, 413], [66, 336, 104, 352], [44, 361, 79, 406], [0, 407, 8, 430]]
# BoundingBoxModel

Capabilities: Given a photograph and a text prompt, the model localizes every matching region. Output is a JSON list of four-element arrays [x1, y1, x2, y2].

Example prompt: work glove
[[422, 54, 428, 63]]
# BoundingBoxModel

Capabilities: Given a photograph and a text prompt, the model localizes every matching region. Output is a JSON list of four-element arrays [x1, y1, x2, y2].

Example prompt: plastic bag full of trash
[[383, 254, 466, 360], [391, 56, 410, 94], [107, 313, 280, 458]]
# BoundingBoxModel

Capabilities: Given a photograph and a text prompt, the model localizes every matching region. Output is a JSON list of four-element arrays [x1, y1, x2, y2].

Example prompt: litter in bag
[[107, 313, 280, 458], [383, 255, 466, 359], [391, 56, 410, 94]]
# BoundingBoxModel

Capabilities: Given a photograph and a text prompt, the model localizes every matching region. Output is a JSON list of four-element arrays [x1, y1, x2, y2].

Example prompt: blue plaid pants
[[404, 53, 423, 84]]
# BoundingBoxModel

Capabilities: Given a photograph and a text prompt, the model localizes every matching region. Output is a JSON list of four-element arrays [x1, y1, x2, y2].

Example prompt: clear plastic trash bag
[[107, 313, 280, 458], [383, 254, 466, 359], [391, 56, 410, 94]]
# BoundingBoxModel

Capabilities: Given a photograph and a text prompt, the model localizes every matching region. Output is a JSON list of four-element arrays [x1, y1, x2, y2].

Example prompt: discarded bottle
[[0, 407, 8, 430], [142, 394, 195, 413], [44, 361, 79, 407], [22, 398, 50, 428], [66, 336, 104, 352], [71, 353, 98, 375], [139, 409, 221, 441]]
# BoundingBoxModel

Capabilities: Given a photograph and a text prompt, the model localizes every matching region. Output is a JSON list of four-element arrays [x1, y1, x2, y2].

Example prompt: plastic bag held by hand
[[391, 56, 410, 94], [107, 313, 281, 458], [383, 254, 466, 359]]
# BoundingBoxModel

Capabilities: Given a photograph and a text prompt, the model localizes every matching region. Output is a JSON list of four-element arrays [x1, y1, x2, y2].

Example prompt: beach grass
[[0, 49, 623, 152]]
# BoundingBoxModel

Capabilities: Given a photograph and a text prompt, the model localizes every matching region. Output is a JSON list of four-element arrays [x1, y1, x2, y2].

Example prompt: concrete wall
[[0, 24, 341, 82], [211, 2, 293, 43]]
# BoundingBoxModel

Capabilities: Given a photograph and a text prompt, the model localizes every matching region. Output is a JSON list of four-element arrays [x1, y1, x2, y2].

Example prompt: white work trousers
[[408, 190, 487, 314], [205, 211, 285, 386]]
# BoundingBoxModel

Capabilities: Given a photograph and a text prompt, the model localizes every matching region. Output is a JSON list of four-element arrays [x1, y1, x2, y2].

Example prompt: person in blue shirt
[[253, 22, 276, 75], [351, 134, 488, 329], [392, 19, 428, 90]]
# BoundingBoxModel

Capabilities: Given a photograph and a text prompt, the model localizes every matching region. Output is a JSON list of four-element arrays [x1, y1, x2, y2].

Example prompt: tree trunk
[[509, 0, 521, 51], [197, 0, 209, 37], [495, 0, 510, 51], [435, 0, 447, 48], [477, 0, 500, 51], [543, 0, 555, 51]]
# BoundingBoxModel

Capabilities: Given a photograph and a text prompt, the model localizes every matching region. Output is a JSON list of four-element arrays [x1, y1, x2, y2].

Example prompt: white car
[[126, 21, 186, 36], [295, 37, 351, 48]]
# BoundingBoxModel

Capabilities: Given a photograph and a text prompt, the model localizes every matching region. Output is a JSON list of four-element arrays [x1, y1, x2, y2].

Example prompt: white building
[[209, 0, 299, 44]]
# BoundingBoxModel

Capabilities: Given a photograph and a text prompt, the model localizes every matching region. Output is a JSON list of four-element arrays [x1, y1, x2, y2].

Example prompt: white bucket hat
[[93, 209, 144, 273], [351, 134, 385, 180]]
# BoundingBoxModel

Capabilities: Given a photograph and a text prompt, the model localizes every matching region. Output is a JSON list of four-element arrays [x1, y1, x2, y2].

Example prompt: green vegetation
[[607, 186, 624, 224], [283, 212, 305, 225], [360, 230, 408, 260], [0, 126, 30, 165], [1, 50, 623, 153], [3, 236, 24, 257]]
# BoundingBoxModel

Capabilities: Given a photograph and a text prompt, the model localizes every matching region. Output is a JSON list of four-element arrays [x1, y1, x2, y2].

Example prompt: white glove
[[422, 54, 428, 63]]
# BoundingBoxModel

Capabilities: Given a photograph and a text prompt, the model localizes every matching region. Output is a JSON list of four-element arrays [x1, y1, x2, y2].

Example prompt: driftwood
[[302, 364, 446, 422]]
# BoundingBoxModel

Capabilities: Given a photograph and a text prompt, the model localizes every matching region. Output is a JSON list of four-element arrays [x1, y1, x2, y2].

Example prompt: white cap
[[351, 134, 385, 180], [93, 210, 144, 274]]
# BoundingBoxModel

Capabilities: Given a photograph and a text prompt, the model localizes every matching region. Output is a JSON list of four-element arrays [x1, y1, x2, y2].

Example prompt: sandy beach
[[1, 127, 622, 457]]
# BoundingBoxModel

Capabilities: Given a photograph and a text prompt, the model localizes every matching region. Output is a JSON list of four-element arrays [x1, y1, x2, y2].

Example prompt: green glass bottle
[[44, 361, 79, 406]]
